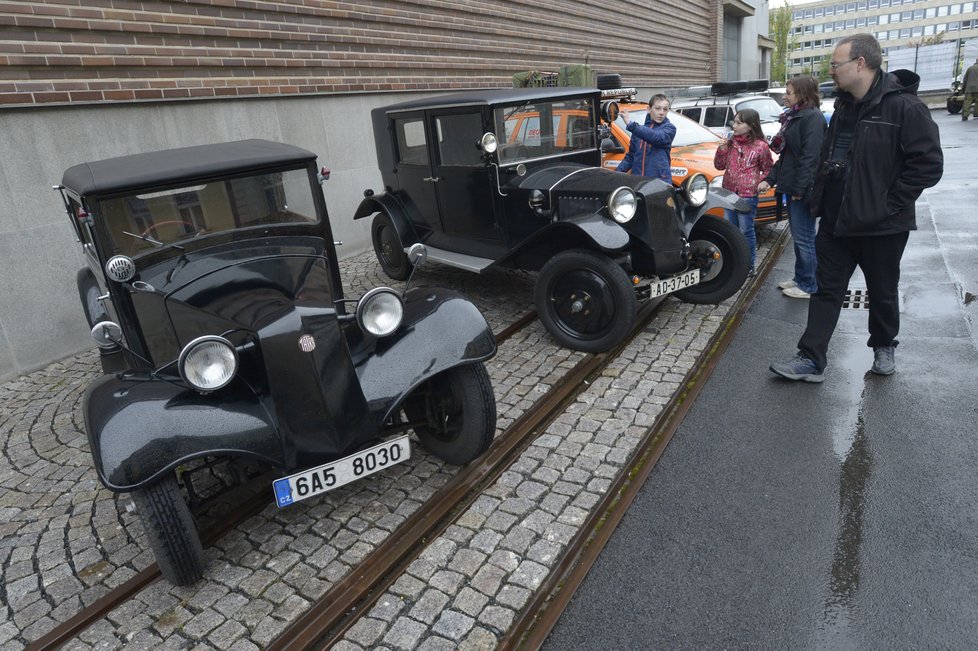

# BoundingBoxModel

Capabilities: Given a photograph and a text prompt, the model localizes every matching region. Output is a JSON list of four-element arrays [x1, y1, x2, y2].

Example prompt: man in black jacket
[[770, 33, 943, 383]]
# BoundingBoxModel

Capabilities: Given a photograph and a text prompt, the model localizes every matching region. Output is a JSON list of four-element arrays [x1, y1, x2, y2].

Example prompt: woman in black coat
[[759, 76, 826, 299]]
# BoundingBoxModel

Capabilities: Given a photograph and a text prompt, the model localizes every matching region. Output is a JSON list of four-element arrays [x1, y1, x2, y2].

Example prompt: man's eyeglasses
[[830, 57, 859, 70]]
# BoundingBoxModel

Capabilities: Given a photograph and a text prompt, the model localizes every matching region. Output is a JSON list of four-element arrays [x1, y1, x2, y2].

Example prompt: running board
[[416, 246, 495, 273]]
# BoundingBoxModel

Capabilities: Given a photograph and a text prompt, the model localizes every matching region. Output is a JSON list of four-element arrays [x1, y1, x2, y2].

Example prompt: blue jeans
[[724, 196, 757, 271], [788, 196, 817, 293]]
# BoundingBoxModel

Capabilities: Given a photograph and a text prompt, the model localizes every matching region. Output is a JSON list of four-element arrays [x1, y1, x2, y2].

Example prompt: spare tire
[[597, 73, 622, 90]]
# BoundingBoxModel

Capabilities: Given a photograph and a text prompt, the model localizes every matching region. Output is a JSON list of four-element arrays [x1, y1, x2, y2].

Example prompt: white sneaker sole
[[777, 280, 796, 290], [782, 288, 810, 299]]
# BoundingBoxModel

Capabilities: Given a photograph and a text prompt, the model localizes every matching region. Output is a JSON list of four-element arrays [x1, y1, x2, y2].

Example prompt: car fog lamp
[[684, 173, 709, 207], [179, 336, 238, 392], [608, 187, 638, 223], [479, 132, 498, 154], [356, 287, 404, 337]]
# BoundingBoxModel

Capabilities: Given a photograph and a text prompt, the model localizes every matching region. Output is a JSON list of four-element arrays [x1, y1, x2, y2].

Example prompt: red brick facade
[[0, 0, 720, 107]]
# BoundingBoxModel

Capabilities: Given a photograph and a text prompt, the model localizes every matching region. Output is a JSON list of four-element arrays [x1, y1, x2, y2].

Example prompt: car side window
[[679, 107, 702, 123], [435, 113, 484, 167], [395, 118, 428, 166], [704, 106, 731, 128]]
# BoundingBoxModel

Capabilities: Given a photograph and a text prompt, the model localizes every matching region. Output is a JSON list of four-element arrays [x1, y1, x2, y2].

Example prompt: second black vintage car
[[59, 139, 497, 585], [356, 87, 751, 353]]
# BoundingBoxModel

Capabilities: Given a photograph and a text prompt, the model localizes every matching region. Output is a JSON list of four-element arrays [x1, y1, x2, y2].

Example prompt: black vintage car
[[355, 87, 751, 352], [59, 139, 497, 585]]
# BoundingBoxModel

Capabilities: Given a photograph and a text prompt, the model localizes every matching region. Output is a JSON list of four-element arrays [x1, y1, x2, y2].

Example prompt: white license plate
[[272, 436, 410, 508], [649, 269, 700, 298]]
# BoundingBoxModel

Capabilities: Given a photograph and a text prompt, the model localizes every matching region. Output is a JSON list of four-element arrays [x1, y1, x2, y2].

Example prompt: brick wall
[[0, 0, 720, 107]]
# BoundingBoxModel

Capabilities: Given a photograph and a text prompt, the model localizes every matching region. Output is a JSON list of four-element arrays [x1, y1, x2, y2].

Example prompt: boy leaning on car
[[616, 94, 676, 183], [769, 34, 943, 384]]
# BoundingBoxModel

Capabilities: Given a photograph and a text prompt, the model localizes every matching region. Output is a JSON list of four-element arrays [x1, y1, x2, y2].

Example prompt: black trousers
[[798, 229, 910, 370]]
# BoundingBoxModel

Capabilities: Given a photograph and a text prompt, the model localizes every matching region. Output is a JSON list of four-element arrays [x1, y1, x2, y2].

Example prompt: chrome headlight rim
[[684, 172, 709, 207], [479, 132, 498, 154], [178, 335, 238, 393], [356, 287, 405, 337], [608, 186, 638, 224]]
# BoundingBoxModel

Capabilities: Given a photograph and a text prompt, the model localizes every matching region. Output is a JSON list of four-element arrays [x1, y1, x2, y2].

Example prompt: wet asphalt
[[544, 109, 978, 649]]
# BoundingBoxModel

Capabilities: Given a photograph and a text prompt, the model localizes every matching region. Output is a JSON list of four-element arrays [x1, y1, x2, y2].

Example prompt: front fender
[[353, 193, 418, 246], [84, 375, 281, 492], [681, 187, 748, 237], [355, 288, 496, 422]]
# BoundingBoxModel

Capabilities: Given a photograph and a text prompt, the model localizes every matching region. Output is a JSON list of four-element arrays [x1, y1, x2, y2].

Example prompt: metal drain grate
[[840, 288, 905, 311]]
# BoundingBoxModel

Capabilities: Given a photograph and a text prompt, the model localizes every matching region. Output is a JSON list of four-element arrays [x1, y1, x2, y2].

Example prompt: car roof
[[380, 87, 601, 113], [671, 93, 773, 107], [61, 139, 317, 197]]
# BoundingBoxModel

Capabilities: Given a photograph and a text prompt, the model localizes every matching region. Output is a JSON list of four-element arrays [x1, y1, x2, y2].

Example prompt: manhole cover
[[841, 287, 904, 311]]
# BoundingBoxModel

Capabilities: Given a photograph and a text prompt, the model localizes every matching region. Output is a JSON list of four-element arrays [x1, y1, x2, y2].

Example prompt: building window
[[950, 4, 961, 14], [938, 5, 949, 16], [857, 17, 867, 26], [924, 24, 935, 34]]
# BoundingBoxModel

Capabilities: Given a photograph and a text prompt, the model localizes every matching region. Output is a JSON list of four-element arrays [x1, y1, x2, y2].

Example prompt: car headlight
[[608, 187, 638, 223], [684, 173, 709, 207], [179, 335, 238, 392], [709, 174, 724, 189], [479, 132, 498, 154], [356, 287, 404, 337]]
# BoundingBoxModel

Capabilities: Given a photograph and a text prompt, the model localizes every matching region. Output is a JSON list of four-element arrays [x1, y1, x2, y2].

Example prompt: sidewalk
[[545, 110, 978, 649]]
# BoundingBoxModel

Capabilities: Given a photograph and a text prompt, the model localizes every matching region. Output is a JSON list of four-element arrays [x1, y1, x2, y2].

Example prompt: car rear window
[[97, 168, 318, 256]]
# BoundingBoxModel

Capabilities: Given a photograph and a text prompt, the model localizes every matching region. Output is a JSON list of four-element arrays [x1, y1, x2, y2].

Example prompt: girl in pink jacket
[[713, 108, 773, 275]]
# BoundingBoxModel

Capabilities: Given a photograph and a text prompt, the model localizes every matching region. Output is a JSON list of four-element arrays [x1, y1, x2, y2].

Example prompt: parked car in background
[[671, 80, 784, 143], [819, 80, 836, 97], [357, 87, 752, 353], [59, 139, 498, 585], [598, 89, 782, 223]]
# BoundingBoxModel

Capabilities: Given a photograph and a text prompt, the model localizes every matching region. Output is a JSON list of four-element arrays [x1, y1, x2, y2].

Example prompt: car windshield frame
[[494, 97, 597, 164], [95, 166, 321, 256]]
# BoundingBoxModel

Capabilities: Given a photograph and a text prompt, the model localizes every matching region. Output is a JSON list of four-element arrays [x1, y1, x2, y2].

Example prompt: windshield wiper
[[122, 230, 185, 251]]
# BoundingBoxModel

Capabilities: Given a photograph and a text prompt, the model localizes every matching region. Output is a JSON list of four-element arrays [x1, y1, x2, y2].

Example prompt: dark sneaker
[[770, 354, 824, 383], [871, 346, 896, 375]]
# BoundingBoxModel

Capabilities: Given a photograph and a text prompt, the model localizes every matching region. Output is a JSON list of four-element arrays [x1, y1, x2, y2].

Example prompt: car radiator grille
[[557, 195, 604, 220]]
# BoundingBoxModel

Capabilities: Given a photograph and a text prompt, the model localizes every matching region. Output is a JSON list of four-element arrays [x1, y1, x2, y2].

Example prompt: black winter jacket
[[809, 69, 943, 236], [765, 107, 825, 199]]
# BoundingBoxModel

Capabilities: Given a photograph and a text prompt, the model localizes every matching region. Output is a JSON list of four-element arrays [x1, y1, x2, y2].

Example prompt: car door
[[390, 112, 441, 235], [431, 108, 501, 247]]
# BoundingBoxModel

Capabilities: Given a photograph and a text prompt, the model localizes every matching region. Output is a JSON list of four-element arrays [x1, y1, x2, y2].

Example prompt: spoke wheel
[[535, 249, 636, 353], [131, 474, 205, 586], [404, 363, 496, 466], [371, 213, 412, 280], [674, 214, 750, 304]]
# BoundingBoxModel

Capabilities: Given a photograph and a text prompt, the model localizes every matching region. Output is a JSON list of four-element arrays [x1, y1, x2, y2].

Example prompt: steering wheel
[[140, 220, 195, 239]]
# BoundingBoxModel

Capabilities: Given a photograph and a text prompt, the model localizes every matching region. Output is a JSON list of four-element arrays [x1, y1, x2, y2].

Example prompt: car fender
[[354, 287, 497, 423], [353, 193, 418, 245], [84, 375, 281, 492], [681, 187, 748, 237]]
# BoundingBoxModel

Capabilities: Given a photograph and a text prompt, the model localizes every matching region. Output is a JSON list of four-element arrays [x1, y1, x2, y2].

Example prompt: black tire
[[674, 214, 750, 304], [404, 363, 496, 465], [596, 73, 622, 90], [947, 98, 963, 114], [535, 249, 636, 353], [131, 474, 205, 586], [371, 213, 412, 281], [77, 270, 108, 328]]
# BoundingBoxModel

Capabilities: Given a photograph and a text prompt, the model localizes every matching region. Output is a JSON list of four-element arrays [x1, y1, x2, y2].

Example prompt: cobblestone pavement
[[0, 223, 783, 649]]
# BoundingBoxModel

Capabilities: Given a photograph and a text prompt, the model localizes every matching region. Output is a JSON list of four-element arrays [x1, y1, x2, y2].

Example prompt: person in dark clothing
[[962, 57, 978, 121], [769, 33, 943, 383], [616, 94, 676, 183], [759, 75, 826, 299]]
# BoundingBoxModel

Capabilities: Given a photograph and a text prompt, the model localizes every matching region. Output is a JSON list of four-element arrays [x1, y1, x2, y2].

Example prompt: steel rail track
[[264, 297, 672, 650], [498, 227, 791, 650], [25, 311, 540, 651]]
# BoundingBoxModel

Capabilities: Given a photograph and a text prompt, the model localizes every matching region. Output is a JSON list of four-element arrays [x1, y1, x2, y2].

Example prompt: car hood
[[515, 164, 662, 194]]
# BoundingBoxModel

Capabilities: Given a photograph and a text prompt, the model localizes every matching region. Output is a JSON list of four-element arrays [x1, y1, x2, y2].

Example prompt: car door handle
[[423, 176, 440, 182]]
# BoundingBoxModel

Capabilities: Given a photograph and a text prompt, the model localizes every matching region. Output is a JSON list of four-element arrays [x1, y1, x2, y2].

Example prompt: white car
[[672, 82, 785, 143]]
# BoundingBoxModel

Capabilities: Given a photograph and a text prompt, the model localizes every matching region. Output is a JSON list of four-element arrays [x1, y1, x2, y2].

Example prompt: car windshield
[[495, 97, 596, 163], [735, 96, 785, 123], [97, 168, 318, 255], [614, 109, 722, 147]]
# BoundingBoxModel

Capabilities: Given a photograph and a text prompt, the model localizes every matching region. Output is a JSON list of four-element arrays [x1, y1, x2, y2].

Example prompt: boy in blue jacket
[[616, 94, 676, 182]]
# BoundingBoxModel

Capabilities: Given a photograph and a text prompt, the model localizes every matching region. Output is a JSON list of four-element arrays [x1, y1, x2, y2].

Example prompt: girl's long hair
[[735, 109, 765, 142]]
